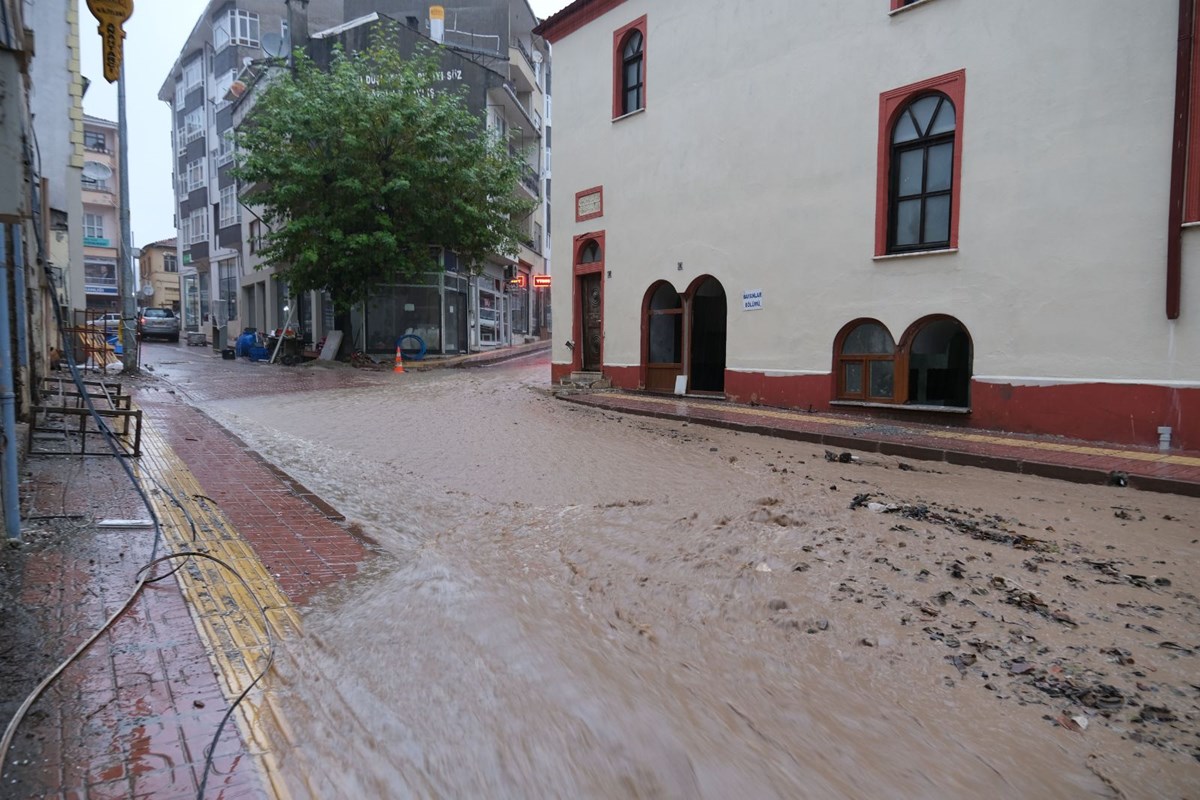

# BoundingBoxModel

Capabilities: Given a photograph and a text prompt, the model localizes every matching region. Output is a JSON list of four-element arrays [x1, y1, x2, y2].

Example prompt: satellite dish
[[141, 284, 155, 298], [82, 161, 113, 181], [261, 32, 287, 59]]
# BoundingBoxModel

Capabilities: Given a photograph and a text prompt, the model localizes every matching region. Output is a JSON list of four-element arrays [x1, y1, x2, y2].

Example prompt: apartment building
[[80, 116, 123, 314], [162, 0, 550, 355], [138, 238, 181, 312], [537, 0, 1200, 449]]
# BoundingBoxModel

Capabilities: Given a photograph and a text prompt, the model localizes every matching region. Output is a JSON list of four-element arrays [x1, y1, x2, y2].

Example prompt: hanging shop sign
[[87, 0, 134, 83]]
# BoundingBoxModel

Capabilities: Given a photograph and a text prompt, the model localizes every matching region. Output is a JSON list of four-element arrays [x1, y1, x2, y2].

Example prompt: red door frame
[[572, 232, 605, 372]]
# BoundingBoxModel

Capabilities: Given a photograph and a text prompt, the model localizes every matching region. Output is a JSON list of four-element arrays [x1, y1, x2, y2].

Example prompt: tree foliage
[[232, 30, 536, 309]]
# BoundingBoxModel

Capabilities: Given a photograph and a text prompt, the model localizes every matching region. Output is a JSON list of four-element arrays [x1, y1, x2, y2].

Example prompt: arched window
[[644, 283, 683, 391], [620, 30, 644, 115], [836, 320, 896, 401], [889, 93, 955, 253], [903, 316, 972, 408], [579, 239, 602, 264]]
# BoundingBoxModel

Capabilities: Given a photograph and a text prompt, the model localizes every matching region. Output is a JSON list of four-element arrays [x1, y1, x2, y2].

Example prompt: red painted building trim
[[615, 369, 1200, 451], [612, 15, 648, 120], [551, 362, 574, 384], [724, 372, 834, 412], [874, 69, 966, 257], [575, 185, 604, 222], [534, 0, 628, 43]]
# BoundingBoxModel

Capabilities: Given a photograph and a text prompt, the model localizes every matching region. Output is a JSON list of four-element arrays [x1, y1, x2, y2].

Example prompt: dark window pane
[[648, 313, 681, 363], [844, 362, 863, 395], [869, 361, 894, 399], [843, 322, 895, 355], [650, 284, 681, 310], [929, 100, 956, 135], [923, 195, 950, 244], [580, 240, 601, 263], [926, 142, 953, 192], [625, 88, 641, 113], [898, 149, 924, 197], [908, 95, 940, 135], [895, 199, 922, 246], [624, 61, 641, 88], [892, 111, 919, 144], [623, 30, 642, 58]]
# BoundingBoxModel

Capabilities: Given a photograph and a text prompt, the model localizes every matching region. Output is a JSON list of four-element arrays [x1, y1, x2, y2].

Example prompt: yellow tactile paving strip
[[615, 394, 1200, 468], [138, 419, 301, 800]]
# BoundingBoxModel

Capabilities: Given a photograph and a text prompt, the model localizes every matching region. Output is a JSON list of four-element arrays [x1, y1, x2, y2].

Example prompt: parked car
[[137, 308, 180, 342], [87, 312, 122, 335]]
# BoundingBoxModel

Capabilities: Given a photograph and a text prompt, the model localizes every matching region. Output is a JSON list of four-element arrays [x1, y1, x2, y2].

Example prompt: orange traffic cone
[[394, 346, 405, 374]]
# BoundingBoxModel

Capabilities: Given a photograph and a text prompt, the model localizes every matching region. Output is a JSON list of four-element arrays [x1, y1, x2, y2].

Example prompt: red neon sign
[[508, 274, 527, 289], [532, 275, 551, 288]]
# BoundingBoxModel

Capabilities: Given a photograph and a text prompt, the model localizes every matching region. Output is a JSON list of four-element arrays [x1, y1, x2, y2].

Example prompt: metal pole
[[117, 64, 138, 373], [1, 224, 22, 540]]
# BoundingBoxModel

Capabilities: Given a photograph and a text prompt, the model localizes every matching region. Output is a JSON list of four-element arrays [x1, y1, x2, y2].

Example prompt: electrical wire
[[0, 117, 277, 800]]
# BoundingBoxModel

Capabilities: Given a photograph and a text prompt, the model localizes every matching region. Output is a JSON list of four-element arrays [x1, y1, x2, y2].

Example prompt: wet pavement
[[2, 341, 1199, 798]]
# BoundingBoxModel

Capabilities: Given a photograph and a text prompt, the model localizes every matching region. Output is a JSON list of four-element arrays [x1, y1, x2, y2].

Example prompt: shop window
[[612, 16, 647, 119], [835, 320, 896, 401]]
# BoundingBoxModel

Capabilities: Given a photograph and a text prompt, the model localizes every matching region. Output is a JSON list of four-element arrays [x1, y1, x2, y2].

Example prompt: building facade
[[157, 0, 346, 349], [80, 115, 122, 314], [138, 238, 181, 312], [28, 0, 86, 322], [537, 0, 1200, 450], [162, 0, 551, 357]]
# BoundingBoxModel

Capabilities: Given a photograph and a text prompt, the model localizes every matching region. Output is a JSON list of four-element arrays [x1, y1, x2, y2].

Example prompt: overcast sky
[[78, 0, 573, 249]]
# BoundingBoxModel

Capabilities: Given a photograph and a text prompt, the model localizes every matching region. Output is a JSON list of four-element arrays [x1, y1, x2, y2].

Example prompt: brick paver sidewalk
[[561, 391, 1200, 497]]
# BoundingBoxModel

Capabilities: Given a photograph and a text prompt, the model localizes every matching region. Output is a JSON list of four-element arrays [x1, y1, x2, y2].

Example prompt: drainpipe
[[1167, 0, 1194, 320], [1, 224, 22, 540], [12, 221, 27, 376]]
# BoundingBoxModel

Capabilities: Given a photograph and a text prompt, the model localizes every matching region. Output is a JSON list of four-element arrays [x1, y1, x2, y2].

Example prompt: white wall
[[550, 0, 1198, 385]]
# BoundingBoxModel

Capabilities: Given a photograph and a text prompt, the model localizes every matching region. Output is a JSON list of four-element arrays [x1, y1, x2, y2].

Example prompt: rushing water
[[163, 350, 1198, 799]]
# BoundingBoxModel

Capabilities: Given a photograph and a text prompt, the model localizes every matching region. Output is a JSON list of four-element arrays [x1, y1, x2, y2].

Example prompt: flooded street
[[150, 348, 1200, 798]]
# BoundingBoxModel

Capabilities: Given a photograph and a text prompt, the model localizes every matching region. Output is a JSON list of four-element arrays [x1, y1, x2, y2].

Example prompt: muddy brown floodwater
[[192, 355, 1199, 799]]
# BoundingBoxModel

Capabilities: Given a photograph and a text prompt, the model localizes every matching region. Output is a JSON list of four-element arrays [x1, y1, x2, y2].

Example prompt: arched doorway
[[903, 316, 972, 407], [642, 281, 682, 391], [575, 237, 604, 371], [688, 276, 726, 393]]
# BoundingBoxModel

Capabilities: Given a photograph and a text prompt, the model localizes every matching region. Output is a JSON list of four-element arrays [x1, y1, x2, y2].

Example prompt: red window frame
[[874, 69, 966, 257], [612, 15, 647, 120]]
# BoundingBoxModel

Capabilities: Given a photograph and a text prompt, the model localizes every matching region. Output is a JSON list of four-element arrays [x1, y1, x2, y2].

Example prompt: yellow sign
[[430, 5, 445, 21], [87, 0, 134, 84]]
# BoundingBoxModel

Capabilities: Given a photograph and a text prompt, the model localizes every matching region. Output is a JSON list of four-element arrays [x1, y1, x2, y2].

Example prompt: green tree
[[232, 32, 536, 310]]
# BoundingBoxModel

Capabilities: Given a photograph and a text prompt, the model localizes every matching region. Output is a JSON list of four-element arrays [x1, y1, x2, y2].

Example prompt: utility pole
[[118, 63, 138, 373]]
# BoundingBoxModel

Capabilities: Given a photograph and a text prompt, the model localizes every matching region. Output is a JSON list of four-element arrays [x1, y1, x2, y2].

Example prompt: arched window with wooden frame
[[835, 319, 897, 402], [889, 92, 956, 253], [612, 16, 647, 119], [642, 281, 682, 392]]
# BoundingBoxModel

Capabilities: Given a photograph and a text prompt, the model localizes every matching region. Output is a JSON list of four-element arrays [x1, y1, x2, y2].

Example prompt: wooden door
[[580, 273, 602, 371]]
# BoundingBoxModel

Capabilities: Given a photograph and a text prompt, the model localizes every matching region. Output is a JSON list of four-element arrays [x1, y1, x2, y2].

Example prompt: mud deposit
[[190, 356, 1199, 798]]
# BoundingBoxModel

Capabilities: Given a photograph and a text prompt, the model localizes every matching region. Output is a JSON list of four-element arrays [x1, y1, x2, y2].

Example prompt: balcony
[[508, 40, 539, 95]]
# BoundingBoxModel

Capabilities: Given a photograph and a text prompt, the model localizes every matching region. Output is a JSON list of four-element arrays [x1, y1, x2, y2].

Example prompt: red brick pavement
[[561, 391, 1200, 496], [6, 458, 267, 799], [4, 348, 377, 798]]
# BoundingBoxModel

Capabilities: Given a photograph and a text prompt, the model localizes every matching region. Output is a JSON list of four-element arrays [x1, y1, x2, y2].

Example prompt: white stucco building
[[537, 0, 1200, 450]]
